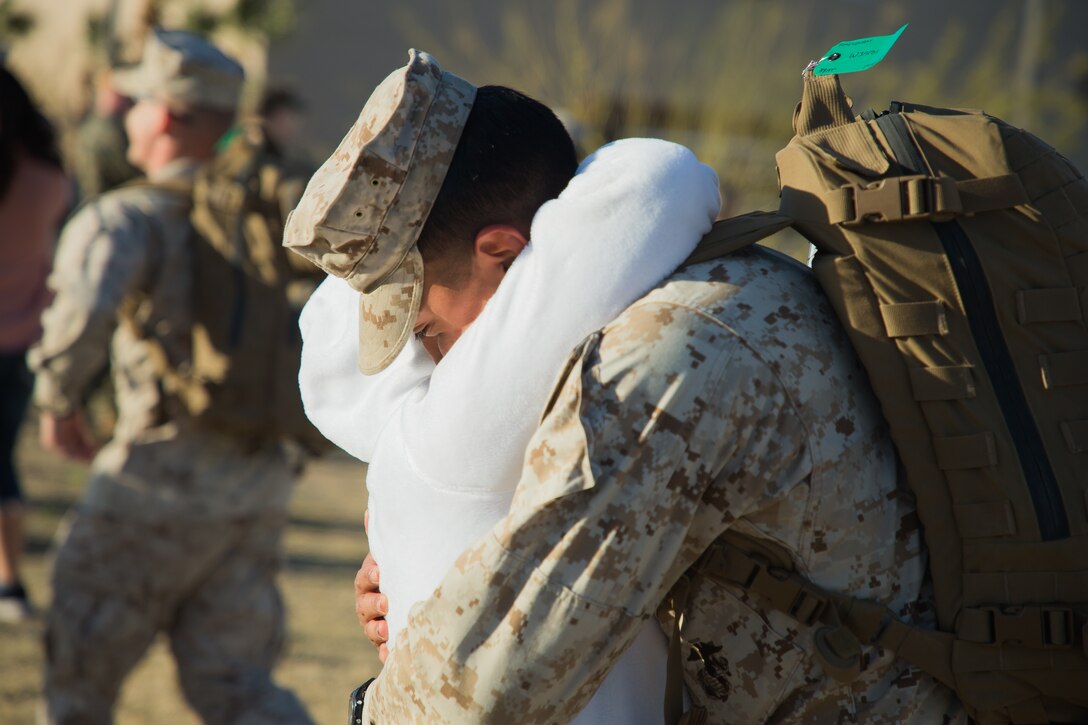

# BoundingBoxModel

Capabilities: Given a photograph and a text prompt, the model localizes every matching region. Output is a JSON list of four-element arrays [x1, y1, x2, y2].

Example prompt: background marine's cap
[[283, 49, 476, 374], [113, 28, 244, 111]]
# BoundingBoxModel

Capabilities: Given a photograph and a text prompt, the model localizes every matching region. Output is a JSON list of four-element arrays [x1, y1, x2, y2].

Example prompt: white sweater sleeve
[[298, 274, 434, 462]]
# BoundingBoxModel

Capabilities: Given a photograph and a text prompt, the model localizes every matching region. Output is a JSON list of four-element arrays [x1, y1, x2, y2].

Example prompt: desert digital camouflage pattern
[[357, 246, 423, 374], [29, 165, 307, 723], [45, 510, 304, 723], [363, 247, 965, 724], [283, 49, 476, 373]]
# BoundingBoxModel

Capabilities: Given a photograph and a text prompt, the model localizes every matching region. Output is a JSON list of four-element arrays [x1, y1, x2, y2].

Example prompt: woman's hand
[[356, 511, 390, 662]]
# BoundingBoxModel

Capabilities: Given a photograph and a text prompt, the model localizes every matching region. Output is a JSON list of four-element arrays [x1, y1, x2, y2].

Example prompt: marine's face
[[411, 224, 527, 361], [123, 97, 166, 170], [413, 252, 505, 360]]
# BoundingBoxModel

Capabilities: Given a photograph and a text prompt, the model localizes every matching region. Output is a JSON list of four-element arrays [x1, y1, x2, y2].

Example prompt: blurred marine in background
[[28, 29, 313, 724]]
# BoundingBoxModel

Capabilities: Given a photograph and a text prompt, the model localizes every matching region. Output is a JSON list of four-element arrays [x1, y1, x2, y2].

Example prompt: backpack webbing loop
[[957, 605, 1082, 650], [879, 300, 949, 338]]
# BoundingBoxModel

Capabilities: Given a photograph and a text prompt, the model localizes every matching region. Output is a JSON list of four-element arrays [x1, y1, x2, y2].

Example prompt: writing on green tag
[[813, 23, 907, 75]]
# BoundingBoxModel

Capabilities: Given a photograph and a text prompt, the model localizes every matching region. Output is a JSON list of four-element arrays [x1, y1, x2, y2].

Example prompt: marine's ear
[[473, 224, 528, 272]]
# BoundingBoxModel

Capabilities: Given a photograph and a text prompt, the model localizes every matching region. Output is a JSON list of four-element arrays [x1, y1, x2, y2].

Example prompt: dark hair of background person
[[416, 85, 578, 273], [258, 86, 305, 118], [0, 66, 63, 199]]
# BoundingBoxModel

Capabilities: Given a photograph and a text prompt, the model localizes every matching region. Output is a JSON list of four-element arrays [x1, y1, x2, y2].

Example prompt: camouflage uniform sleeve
[[28, 197, 156, 415], [364, 300, 799, 724]]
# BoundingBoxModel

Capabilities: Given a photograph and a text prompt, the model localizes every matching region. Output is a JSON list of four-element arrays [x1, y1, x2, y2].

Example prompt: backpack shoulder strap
[[681, 211, 794, 268]]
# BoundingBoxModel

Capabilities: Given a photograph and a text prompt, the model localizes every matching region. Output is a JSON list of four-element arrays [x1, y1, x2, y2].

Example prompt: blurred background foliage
[[0, 1, 34, 45], [2, 0, 299, 120], [180, 0, 296, 42], [394, 0, 1087, 216], [3, 0, 1086, 219]]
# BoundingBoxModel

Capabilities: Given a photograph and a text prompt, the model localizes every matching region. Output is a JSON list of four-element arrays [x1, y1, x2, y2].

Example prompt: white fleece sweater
[[299, 138, 721, 724]]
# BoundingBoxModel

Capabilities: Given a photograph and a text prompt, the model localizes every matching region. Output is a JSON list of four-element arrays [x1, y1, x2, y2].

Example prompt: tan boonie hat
[[113, 28, 244, 111], [283, 50, 476, 374]]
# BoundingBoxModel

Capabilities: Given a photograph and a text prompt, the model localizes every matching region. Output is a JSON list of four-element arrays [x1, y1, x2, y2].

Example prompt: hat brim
[[357, 246, 424, 375]]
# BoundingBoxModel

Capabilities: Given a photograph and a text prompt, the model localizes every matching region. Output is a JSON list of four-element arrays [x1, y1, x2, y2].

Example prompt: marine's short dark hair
[[416, 85, 578, 267]]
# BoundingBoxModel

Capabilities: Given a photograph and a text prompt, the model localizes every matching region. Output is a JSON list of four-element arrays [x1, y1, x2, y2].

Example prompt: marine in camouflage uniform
[[29, 30, 310, 724], [361, 248, 966, 724], [286, 51, 965, 723]]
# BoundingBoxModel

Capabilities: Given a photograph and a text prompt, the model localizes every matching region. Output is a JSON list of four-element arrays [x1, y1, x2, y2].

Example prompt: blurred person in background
[[257, 85, 308, 158], [235, 83, 322, 306], [28, 29, 311, 724], [72, 67, 140, 200], [0, 64, 70, 623]]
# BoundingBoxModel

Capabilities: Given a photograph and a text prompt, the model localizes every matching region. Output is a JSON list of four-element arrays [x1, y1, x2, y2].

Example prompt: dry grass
[[0, 424, 382, 724]]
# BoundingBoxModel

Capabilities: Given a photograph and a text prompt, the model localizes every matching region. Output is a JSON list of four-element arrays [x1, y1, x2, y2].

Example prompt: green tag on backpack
[[812, 23, 907, 75]]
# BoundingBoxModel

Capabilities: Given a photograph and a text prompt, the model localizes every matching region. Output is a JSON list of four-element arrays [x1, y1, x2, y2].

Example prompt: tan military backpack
[[672, 73, 1088, 724], [148, 127, 327, 452]]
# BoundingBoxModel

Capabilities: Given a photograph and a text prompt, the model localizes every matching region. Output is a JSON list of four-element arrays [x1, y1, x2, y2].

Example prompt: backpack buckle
[[845, 178, 904, 224], [1042, 607, 1076, 648], [842, 175, 963, 225]]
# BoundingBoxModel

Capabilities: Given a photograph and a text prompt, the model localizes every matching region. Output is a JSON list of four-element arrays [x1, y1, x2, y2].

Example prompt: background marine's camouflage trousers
[[42, 510, 311, 724]]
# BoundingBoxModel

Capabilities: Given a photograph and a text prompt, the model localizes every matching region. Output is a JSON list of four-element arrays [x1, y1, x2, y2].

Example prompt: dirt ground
[[0, 423, 382, 724]]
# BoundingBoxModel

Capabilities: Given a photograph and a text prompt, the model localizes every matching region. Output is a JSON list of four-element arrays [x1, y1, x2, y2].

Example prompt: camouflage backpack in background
[[675, 73, 1087, 724], [153, 125, 327, 453]]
